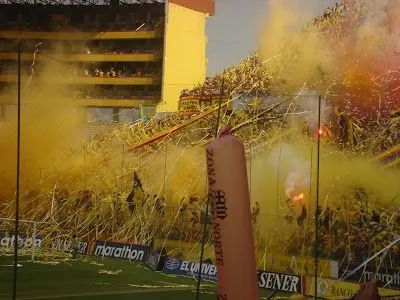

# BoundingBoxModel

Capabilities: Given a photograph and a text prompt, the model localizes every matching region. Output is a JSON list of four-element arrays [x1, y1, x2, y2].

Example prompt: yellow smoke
[[253, 0, 400, 224], [248, 138, 400, 237], [0, 50, 84, 203], [259, 0, 337, 94], [134, 145, 207, 204], [259, 0, 400, 104]]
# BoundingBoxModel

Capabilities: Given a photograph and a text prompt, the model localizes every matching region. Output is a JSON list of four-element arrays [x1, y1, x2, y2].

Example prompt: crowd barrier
[[2, 232, 400, 299], [89, 240, 147, 261], [161, 256, 303, 294], [153, 239, 338, 278], [162, 257, 217, 281], [0, 232, 147, 263], [339, 263, 400, 290], [0, 232, 43, 249], [160, 256, 400, 298], [304, 276, 400, 299], [52, 237, 89, 255]]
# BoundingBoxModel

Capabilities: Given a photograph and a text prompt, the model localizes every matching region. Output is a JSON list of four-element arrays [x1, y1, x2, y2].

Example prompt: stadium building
[[0, 0, 214, 123]]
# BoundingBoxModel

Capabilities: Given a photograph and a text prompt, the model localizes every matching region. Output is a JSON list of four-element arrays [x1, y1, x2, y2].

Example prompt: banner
[[155, 239, 339, 278], [257, 270, 302, 294], [162, 256, 303, 293], [256, 251, 338, 279], [339, 263, 400, 290], [0, 232, 43, 250], [304, 276, 400, 299], [51, 238, 89, 255], [162, 257, 218, 281], [91, 241, 148, 262]]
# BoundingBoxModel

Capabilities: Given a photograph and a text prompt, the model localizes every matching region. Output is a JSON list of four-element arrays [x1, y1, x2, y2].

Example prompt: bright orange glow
[[319, 128, 323, 135], [293, 193, 304, 201]]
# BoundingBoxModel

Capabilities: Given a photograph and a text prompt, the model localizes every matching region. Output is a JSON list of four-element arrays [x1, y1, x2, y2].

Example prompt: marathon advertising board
[[257, 270, 302, 294], [0, 232, 43, 250], [51, 238, 89, 255], [339, 264, 400, 290], [91, 240, 147, 262], [162, 257, 218, 281]]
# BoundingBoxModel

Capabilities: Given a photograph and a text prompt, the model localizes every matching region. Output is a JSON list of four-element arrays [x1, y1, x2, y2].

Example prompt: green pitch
[[0, 255, 290, 299]]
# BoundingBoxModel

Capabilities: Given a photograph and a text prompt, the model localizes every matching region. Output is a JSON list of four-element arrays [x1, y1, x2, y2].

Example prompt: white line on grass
[[0, 264, 22, 267], [15, 287, 194, 299]]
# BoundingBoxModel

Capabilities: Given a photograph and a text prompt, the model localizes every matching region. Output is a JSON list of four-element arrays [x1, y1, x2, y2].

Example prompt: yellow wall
[[159, 2, 208, 112]]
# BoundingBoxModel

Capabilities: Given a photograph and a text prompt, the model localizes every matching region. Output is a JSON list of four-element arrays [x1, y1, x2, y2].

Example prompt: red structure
[[169, 0, 215, 16]]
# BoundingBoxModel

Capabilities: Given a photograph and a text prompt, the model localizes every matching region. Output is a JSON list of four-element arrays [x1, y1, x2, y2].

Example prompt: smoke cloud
[[0, 46, 84, 203], [260, 0, 400, 117]]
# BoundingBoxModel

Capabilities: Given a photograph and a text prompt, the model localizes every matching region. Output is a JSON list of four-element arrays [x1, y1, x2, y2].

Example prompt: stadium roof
[[0, 0, 165, 5], [0, 0, 215, 15], [169, 0, 214, 15]]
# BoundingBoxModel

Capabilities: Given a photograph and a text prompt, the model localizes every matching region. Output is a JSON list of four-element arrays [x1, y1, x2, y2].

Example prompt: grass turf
[[0, 255, 291, 299]]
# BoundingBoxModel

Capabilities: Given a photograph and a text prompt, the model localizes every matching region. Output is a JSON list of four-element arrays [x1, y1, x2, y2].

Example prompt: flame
[[292, 193, 304, 201]]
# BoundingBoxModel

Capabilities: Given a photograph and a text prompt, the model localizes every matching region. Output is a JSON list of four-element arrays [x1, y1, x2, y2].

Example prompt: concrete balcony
[[0, 74, 162, 85], [0, 52, 160, 62], [0, 30, 159, 40], [74, 97, 159, 107]]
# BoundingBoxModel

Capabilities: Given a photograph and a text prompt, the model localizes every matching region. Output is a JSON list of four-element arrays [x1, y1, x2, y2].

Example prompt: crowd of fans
[[308, 0, 371, 40], [80, 47, 158, 55], [284, 189, 400, 269], [123, 185, 400, 271], [12, 160, 400, 272], [2, 0, 398, 275], [161, 188, 400, 271], [76, 63, 159, 78], [0, 39, 162, 56], [0, 65, 14, 75], [181, 53, 271, 98], [310, 1, 347, 33], [73, 89, 160, 100], [0, 62, 160, 79], [180, 1, 351, 100]]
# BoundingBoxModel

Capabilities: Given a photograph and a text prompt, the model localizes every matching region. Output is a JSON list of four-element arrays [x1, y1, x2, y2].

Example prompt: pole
[[83, 145, 87, 190], [196, 73, 225, 300], [305, 146, 313, 258], [95, 196, 99, 239], [13, 38, 22, 300], [121, 144, 124, 195], [51, 186, 55, 218], [275, 144, 282, 229], [214, 74, 225, 137], [163, 145, 167, 196], [31, 222, 36, 262], [314, 95, 322, 299], [249, 143, 252, 201]]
